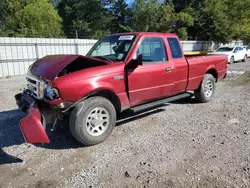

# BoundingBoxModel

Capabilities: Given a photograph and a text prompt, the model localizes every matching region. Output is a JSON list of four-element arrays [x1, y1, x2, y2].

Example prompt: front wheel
[[194, 74, 216, 103], [70, 97, 116, 146]]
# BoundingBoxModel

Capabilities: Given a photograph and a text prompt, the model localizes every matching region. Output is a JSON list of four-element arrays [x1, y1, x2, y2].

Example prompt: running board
[[130, 93, 193, 113]]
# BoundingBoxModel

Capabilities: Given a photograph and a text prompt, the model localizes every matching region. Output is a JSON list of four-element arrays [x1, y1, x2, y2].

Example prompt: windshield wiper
[[93, 56, 113, 63]]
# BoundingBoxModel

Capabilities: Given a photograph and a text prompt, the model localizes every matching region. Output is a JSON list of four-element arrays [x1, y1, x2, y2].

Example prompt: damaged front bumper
[[15, 91, 53, 144]]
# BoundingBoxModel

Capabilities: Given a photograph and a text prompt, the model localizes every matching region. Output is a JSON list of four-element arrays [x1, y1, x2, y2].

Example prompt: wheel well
[[88, 90, 121, 113], [206, 69, 218, 82]]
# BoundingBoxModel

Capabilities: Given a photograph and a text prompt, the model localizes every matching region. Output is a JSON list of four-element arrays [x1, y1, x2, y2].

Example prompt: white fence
[[0, 37, 97, 77], [0, 37, 243, 77], [180, 40, 244, 52]]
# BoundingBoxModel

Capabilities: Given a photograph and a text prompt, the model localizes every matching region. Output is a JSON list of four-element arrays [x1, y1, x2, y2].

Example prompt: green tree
[[109, 0, 133, 33], [0, 0, 64, 37], [18, 0, 64, 37], [185, 0, 232, 43], [0, 0, 8, 34], [57, 0, 111, 39], [174, 8, 194, 40], [225, 0, 250, 42], [0, 0, 31, 36], [131, 0, 174, 32], [131, 0, 193, 40]]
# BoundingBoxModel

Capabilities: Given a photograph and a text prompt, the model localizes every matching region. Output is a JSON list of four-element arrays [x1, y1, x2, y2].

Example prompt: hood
[[28, 55, 109, 81]]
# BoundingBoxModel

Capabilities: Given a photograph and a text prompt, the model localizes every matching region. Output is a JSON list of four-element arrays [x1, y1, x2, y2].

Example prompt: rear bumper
[[15, 92, 51, 144]]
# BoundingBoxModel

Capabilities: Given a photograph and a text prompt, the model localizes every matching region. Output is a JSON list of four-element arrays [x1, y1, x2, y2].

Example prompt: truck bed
[[185, 54, 228, 91]]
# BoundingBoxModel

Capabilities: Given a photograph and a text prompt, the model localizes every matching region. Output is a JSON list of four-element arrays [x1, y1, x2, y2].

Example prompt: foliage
[[190, 0, 232, 43], [0, 0, 7, 35], [0, 0, 63, 37], [109, 0, 133, 33], [225, 0, 250, 42], [0, 0, 250, 43], [18, 0, 63, 37], [57, 0, 111, 38]]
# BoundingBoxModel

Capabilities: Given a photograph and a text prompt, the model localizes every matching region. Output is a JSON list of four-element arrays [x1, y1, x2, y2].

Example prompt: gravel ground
[[228, 60, 250, 72], [0, 65, 250, 188]]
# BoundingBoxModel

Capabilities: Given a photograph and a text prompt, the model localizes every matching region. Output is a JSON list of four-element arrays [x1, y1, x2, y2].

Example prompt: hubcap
[[204, 80, 213, 98], [86, 107, 110, 136]]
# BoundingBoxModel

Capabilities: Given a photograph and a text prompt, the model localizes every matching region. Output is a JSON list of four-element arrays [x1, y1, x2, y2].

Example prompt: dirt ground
[[0, 62, 250, 188]]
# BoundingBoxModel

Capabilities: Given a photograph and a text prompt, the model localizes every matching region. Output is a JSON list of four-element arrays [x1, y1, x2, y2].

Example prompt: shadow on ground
[[170, 97, 198, 104], [0, 103, 171, 150], [0, 109, 25, 165], [40, 106, 167, 149], [0, 148, 23, 165], [0, 109, 25, 148]]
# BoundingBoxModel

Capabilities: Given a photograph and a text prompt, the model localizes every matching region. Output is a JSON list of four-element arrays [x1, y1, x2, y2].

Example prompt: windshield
[[87, 34, 136, 62], [216, 47, 234, 52]]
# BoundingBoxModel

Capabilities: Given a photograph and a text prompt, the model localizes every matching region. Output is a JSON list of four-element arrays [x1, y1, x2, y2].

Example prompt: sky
[[126, 0, 134, 5]]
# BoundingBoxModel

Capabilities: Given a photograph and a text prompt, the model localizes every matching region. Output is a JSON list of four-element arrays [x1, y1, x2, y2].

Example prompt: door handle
[[165, 67, 172, 72]]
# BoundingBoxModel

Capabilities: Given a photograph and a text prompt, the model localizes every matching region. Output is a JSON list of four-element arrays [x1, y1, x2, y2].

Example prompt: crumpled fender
[[20, 108, 50, 143]]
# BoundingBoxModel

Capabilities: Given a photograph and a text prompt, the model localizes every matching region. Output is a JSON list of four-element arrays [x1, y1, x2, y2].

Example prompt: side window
[[167, 38, 183, 58], [137, 37, 167, 64], [234, 47, 239, 52]]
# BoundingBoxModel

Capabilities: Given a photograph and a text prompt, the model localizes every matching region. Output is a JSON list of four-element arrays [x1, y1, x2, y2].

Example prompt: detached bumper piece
[[20, 108, 50, 143], [15, 92, 50, 144]]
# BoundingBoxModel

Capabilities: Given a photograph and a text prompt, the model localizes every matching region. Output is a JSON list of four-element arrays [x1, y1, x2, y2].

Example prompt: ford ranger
[[15, 32, 228, 146]]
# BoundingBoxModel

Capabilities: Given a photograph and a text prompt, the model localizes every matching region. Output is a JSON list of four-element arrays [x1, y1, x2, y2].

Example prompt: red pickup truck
[[15, 32, 227, 146]]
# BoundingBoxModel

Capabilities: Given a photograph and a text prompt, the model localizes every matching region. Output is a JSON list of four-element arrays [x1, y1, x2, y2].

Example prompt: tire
[[194, 74, 216, 103], [229, 56, 234, 64], [242, 55, 247, 62], [70, 96, 116, 146]]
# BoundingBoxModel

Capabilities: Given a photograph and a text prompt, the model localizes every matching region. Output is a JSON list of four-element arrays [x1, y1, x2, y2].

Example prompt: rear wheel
[[194, 74, 216, 103], [70, 97, 116, 146], [242, 55, 247, 62], [229, 56, 234, 64]]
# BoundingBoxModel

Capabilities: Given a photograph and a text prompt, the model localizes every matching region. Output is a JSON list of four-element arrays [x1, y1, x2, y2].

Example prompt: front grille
[[26, 76, 45, 99], [26, 77, 36, 85]]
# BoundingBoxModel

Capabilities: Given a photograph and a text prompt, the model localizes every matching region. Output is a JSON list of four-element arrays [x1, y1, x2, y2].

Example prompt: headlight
[[44, 85, 59, 100], [38, 82, 46, 99]]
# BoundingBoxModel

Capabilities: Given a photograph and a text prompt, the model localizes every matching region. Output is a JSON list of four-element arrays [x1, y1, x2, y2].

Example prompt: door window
[[137, 37, 167, 64]]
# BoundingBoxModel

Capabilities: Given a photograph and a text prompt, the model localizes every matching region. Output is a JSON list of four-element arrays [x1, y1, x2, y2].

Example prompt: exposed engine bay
[[57, 57, 107, 77]]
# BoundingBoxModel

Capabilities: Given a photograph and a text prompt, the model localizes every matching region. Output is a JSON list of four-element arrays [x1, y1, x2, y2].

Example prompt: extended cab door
[[126, 36, 175, 107], [166, 37, 188, 94]]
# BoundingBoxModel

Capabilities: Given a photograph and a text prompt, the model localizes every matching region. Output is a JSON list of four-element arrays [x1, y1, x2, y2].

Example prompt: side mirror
[[136, 54, 143, 66], [126, 54, 143, 69]]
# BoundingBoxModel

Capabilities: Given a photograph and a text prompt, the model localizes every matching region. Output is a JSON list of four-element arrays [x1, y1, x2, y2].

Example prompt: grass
[[232, 71, 250, 85]]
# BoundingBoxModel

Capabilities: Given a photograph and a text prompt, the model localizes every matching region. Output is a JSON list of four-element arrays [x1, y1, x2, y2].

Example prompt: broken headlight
[[44, 85, 59, 100]]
